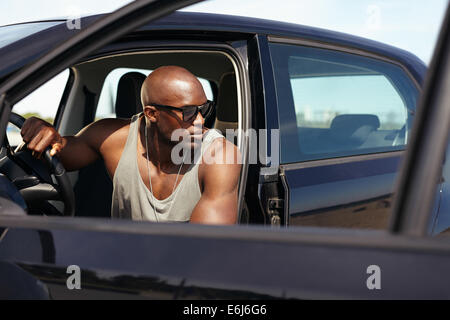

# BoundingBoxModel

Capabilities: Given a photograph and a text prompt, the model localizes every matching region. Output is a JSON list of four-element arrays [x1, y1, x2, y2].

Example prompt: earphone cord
[[144, 120, 186, 221]]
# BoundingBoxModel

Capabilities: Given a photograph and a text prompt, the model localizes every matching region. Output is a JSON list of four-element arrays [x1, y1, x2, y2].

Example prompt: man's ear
[[143, 106, 159, 123]]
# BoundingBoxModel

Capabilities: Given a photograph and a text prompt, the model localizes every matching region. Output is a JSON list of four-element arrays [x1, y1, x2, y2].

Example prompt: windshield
[[0, 21, 61, 49]]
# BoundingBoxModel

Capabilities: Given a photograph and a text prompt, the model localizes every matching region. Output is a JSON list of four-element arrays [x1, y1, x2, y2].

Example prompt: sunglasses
[[150, 100, 215, 123]]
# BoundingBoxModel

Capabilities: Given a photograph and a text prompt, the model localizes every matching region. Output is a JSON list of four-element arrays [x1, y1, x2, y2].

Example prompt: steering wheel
[[7, 112, 75, 216]]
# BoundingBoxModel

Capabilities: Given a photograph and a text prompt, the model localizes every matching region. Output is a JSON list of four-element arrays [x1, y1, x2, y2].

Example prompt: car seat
[[115, 72, 147, 118], [74, 72, 146, 218], [213, 72, 238, 144]]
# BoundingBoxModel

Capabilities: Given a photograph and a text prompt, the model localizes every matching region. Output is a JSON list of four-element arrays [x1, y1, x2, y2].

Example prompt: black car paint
[[0, 7, 445, 299], [3, 216, 450, 299], [285, 154, 401, 226]]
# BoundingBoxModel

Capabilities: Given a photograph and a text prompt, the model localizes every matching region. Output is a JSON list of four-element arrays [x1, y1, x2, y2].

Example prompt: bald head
[[141, 66, 206, 108]]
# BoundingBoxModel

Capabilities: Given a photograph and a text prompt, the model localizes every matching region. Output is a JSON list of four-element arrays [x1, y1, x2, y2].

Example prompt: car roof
[[0, 11, 426, 84]]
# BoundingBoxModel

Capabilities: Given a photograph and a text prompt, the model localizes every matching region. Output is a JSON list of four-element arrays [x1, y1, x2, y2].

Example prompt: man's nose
[[193, 111, 204, 127]]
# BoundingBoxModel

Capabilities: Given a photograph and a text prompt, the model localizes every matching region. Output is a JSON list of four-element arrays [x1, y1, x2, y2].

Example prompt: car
[[0, 6, 427, 228], [0, 0, 449, 300]]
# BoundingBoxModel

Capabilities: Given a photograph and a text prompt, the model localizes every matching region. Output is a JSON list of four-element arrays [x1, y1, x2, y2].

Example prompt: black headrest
[[330, 114, 380, 132], [115, 72, 147, 118], [330, 114, 380, 146], [216, 72, 238, 123]]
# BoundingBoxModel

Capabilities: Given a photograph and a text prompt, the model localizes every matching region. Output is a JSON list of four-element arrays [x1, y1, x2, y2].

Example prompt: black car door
[[265, 35, 433, 230]]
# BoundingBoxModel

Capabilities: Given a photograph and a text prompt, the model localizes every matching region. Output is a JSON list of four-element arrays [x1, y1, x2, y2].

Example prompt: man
[[20, 66, 241, 224]]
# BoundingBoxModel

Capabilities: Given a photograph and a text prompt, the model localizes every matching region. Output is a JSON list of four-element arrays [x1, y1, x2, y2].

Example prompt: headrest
[[330, 114, 380, 132], [216, 72, 238, 123], [115, 72, 146, 119], [330, 114, 380, 146]]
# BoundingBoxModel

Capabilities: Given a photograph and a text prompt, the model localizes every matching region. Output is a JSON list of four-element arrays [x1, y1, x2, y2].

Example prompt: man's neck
[[140, 117, 179, 172]]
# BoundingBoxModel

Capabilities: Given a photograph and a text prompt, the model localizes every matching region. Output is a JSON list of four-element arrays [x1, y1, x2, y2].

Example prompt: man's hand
[[20, 117, 66, 158]]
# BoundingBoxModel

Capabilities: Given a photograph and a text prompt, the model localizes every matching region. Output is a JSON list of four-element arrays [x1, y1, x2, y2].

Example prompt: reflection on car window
[[7, 69, 69, 146], [269, 43, 419, 164], [0, 22, 60, 49]]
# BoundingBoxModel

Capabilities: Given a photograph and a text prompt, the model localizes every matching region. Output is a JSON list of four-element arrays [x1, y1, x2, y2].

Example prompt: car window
[[95, 67, 214, 120], [7, 69, 69, 146], [269, 43, 419, 164]]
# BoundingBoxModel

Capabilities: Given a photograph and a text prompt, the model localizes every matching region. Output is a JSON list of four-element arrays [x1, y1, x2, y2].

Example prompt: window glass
[[96, 68, 214, 120], [292, 75, 406, 131], [269, 43, 419, 164], [7, 69, 69, 146]]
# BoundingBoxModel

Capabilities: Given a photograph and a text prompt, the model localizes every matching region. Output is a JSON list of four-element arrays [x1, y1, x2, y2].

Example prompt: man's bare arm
[[21, 117, 128, 171], [190, 139, 242, 225]]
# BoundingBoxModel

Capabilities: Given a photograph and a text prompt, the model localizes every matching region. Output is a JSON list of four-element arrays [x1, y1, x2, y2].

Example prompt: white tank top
[[111, 113, 224, 222]]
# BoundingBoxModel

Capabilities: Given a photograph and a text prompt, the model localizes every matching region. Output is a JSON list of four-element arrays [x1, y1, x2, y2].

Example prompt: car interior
[[2, 49, 244, 219]]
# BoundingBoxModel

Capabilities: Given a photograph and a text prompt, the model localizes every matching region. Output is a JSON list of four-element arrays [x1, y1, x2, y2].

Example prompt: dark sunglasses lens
[[183, 107, 198, 122], [200, 101, 213, 118]]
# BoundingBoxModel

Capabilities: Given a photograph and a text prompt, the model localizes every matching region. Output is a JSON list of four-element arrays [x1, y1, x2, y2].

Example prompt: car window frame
[[3, 38, 253, 227]]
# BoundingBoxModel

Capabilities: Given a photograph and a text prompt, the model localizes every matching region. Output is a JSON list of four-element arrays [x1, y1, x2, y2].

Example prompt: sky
[[0, 0, 447, 63], [0, 0, 448, 119]]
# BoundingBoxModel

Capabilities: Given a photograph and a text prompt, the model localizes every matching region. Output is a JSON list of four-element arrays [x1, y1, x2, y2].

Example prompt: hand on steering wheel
[[8, 112, 75, 216]]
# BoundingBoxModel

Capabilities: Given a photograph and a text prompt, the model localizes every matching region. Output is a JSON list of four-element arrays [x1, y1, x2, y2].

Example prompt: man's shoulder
[[91, 117, 131, 131], [199, 135, 242, 179], [198, 136, 242, 195], [79, 117, 133, 151], [205, 135, 241, 164], [87, 117, 133, 136]]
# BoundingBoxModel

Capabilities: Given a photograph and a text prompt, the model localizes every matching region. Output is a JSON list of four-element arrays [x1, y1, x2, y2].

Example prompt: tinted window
[[269, 43, 419, 164]]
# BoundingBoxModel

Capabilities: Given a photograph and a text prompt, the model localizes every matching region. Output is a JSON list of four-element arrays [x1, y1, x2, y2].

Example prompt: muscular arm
[[189, 138, 242, 225], [58, 119, 128, 171], [21, 117, 129, 171]]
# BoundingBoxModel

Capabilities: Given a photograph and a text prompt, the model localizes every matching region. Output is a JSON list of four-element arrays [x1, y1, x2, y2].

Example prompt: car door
[[265, 35, 432, 230]]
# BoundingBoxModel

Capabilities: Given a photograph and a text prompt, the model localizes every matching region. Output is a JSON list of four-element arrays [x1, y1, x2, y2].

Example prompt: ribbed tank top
[[111, 113, 224, 222]]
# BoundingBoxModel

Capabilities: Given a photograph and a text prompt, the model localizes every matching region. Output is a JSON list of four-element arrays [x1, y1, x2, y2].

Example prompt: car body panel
[[284, 154, 402, 228], [2, 218, 450, 299]]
